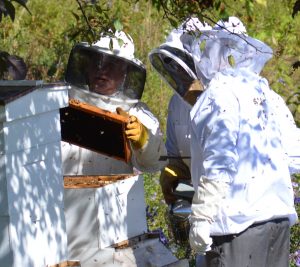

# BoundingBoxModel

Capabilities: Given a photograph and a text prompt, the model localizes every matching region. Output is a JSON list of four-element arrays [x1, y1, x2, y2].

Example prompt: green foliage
[[0, 0, 79, 81], [0, 0, 30, 78], [141, 0, 215, 28], [65, 0, 117, 44]]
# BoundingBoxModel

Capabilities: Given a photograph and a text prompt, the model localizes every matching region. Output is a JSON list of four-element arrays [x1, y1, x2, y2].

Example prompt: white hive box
[[0, 81, 70, 267], [64, 174, 148, 256]]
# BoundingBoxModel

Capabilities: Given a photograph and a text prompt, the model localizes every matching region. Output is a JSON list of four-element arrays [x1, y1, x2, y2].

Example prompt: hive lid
[[0, 80, 43, 105], [60, 98, 131, 163]]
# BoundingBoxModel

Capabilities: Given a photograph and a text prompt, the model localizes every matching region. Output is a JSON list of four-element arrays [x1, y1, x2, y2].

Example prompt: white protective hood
[[65, 31, 146, 105], [149, 17, 211, 98], [191, 16, 273, 87]]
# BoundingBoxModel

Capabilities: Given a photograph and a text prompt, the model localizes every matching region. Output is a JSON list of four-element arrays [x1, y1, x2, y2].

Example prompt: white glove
[[189, 219, 212, 255], [189, 176, 230, 254]]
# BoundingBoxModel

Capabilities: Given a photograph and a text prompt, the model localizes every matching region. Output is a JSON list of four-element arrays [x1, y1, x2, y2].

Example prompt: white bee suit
[[188, 17, 299, 265], [61, 30, 170, 263]]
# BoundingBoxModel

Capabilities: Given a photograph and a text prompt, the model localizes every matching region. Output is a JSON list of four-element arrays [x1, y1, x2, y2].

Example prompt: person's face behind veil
[[88, 53, 127, 96]]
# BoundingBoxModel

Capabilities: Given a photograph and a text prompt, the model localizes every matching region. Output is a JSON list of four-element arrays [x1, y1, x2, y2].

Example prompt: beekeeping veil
[[191, 16, 273, 88], [149, 17, 212, 99], [64, 31, 146, 112]]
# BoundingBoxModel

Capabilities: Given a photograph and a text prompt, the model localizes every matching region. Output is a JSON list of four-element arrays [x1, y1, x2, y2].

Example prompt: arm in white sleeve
[[191, 79, 240, 182], [129, 102, 168, 173], [189, 81, 238, 253]]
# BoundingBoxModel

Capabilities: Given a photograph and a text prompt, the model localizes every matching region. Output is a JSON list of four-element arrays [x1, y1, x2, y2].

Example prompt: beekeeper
[[187, 17, 299, 267], [62, 30, 167, 175], [149, 17, 211, 205]]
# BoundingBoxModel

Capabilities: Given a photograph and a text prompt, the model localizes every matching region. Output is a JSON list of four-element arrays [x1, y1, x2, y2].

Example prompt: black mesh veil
[[65, 43, 146, 100], [149, 46, 197, 97]]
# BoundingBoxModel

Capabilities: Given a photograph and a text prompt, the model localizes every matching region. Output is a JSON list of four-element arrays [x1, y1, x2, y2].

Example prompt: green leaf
[[169, 17, 178, 28], [11, 0, 31, 15], [228, 55, 235, 67], [5, 1, 15, 21], [109, 38, 113, 51], [71, 11, 80, 21], [215, 0, 221, 10], [114, 19, 123, 31], [245, 0, 254, 17], [200, 40, 206, 53], [117, 38, 124, 48]]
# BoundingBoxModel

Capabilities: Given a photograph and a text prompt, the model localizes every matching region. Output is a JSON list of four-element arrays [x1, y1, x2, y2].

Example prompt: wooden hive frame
[[60, 98, 131, 163]]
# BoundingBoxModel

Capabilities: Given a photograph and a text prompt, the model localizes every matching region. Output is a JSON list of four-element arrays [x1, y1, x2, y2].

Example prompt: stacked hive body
[[0, 81, 70, 267]]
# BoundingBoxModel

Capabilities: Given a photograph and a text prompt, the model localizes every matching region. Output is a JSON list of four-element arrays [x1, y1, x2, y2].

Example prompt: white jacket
[[190, 70, 299, 235], [166, 93, 191, 169]]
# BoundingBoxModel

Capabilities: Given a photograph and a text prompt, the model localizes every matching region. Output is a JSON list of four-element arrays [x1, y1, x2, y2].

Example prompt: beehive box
[[64, 174, 148, 257], [0, 81, 70, 267]]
